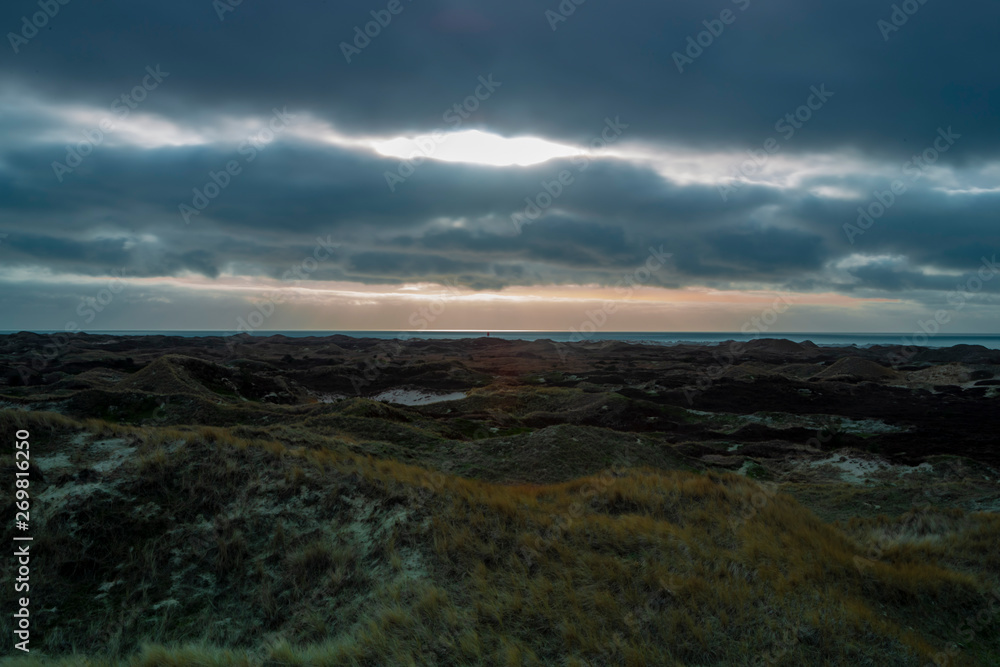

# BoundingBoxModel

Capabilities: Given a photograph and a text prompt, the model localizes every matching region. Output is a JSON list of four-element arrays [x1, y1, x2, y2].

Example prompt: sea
[[4, 331, 1000, 350]]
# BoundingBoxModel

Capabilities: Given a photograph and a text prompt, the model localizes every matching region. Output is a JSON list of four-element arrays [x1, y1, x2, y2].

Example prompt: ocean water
[[5, 331, 1000, 349]]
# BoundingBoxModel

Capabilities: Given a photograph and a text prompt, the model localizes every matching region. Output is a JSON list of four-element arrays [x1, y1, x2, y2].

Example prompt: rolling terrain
[[2, 333, 999, 665]]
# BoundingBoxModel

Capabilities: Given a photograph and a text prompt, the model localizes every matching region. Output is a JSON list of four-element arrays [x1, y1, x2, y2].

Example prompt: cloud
[[1, 0, 998, 330]]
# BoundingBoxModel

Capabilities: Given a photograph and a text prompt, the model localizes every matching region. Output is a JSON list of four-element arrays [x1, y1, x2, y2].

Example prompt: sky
[[1, 0, 998, 334]]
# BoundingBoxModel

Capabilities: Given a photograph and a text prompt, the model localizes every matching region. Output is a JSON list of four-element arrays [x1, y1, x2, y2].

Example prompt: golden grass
[[3, 408, 998, 666]]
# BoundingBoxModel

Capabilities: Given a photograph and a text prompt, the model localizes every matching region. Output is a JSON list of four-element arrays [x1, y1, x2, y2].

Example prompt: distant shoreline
[[3, 330, 1000, 350]]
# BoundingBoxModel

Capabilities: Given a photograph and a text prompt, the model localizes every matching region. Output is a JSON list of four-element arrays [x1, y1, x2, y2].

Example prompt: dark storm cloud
[[410, 217, 631, 265], [0, 132, 994, 294], [3, 0, 998, 156], [0, 0, 998, 322], [5, 234, 128, 267], [0, 137, 826, 288], [707, 226, 827, 272], [2, 232, 221, 278]]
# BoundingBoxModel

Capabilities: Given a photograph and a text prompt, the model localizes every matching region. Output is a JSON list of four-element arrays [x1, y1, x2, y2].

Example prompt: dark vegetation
[[1, 332, 998, 665]]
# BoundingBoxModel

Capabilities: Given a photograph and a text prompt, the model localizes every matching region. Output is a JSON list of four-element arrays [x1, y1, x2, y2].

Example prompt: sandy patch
[[372, 388, 467, 406], [807, 454, 932, 485], [317, 388, 467, 405], [34, 453, 73, 473]]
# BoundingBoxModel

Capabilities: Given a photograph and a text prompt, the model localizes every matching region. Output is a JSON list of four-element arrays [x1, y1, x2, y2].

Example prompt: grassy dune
[[3, 408, 998, 666]]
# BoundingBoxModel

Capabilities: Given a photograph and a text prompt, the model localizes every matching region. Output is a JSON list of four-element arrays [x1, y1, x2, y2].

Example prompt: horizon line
[[3, 330, 1000, 336]]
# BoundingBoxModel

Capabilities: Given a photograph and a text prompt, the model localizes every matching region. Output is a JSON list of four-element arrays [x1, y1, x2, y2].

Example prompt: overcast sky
[[1, 0, 998, 333]]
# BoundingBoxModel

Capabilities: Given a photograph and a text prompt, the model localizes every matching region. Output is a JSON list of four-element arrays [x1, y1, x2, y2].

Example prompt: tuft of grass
[[4, 409, 997, 666]]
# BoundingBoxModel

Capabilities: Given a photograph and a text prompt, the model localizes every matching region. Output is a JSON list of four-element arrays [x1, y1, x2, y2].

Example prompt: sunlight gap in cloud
[[9, 88, 1000, 192], [371, 129, 585, 167]]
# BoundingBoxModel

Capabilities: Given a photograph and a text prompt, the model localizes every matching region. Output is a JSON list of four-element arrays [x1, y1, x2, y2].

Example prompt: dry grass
[[2, 408, 998, 666]]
